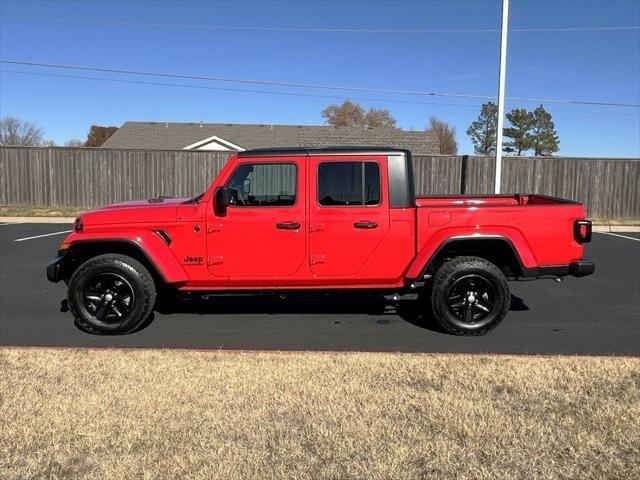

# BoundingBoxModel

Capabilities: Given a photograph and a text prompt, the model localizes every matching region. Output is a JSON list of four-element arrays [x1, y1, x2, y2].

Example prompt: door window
[[318, 162, 380, 206], [226, 163, 297, 207]]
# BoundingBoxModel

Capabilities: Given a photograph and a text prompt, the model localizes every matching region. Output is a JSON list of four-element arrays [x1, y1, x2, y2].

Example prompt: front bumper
[[46, 251, 70, 283]]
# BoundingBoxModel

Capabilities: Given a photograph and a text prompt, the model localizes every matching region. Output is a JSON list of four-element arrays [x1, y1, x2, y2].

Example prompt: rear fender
[[62, 229, 188, 284], [406, 227, 536, 280]]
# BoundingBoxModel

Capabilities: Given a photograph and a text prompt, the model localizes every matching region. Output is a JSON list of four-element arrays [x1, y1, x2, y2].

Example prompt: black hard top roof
[[237, 146, 411, 157]]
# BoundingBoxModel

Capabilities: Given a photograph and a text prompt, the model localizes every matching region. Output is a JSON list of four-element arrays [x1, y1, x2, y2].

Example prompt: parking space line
[[1, 222, 23, 226], [14, 230, 72, 242], [596, 232, 640, 242]]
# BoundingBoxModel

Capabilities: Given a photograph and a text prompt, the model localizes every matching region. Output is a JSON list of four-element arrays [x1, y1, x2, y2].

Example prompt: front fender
[[61, 229, 188, 284], [405, 226, 537, 280]]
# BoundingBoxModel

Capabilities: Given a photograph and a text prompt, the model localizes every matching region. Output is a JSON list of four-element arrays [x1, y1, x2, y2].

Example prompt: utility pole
[[494, 0, 509, 194]]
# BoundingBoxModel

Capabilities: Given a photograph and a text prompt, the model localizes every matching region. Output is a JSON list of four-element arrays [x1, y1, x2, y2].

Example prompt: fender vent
[[153, 230, 172, 245]]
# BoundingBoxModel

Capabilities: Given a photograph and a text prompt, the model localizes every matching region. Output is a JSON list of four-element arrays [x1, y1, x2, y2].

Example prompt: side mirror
[[215, 187, 231, 211]]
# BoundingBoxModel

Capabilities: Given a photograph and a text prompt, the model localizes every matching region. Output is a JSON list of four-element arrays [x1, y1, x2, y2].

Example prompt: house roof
[[101, 122, 440, 155]]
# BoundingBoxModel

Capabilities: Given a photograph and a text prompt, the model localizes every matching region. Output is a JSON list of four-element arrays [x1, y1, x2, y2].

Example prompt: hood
[[79, 197, 189, 226]]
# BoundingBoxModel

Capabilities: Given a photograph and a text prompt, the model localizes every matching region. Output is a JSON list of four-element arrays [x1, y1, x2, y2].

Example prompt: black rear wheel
[[68, 254, 156, 335], [431, 256, 509, 335]]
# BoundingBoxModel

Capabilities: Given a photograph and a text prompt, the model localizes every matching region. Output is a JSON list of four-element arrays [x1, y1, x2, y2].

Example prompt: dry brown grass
[[0, 206, 85, 217], [1, 348, 638, 480]]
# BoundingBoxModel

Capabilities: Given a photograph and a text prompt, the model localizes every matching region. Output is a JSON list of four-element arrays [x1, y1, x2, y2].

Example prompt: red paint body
[[59, 152, 590, 291]]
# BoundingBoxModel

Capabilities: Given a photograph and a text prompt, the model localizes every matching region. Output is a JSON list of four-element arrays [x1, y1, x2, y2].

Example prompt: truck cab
[[48, 147, 594, 336]]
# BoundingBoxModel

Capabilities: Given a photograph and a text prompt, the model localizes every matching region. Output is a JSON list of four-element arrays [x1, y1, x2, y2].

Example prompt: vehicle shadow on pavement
[[144, 292, 529, 336], [397, 294, 530, 333], [155, 292, 390, 316]]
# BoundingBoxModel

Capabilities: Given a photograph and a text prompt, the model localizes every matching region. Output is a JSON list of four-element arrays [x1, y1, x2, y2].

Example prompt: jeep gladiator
[[47, 147, 594, 335]]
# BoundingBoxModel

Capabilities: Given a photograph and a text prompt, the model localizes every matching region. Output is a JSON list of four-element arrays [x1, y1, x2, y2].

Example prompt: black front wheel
[[68, 254, 156, 335], [430, 256, 510, 336]]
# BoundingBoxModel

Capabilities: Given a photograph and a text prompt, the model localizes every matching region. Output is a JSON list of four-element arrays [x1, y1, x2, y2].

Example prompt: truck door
[[207, 157, 306, 278], [308, 156, 390, 276]]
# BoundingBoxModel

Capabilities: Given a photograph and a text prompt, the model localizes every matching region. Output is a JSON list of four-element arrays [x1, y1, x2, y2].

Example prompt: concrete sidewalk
[[1, 217, 75, 224], [592, 225, 640, 232]]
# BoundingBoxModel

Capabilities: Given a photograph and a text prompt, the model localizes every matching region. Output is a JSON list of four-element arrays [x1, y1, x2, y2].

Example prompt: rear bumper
[[520, 261, 595, 280], [47, 251, 70, 283], [568, 261, 595, 277]]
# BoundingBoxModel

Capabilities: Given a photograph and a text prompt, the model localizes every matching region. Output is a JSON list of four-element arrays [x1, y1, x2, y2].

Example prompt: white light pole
[[494, 0, 510, 194]]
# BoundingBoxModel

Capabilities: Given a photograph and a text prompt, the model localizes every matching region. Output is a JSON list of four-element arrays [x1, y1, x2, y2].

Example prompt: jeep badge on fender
[[183, 256, 203, 264]]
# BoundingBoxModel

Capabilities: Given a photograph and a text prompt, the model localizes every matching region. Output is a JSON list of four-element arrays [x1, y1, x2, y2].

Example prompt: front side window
[[318, 161, 381, 206], [226, 163, 297, 207]]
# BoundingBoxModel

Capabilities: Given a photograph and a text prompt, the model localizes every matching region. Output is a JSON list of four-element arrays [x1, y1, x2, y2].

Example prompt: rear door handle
[[354, 221, 378, 229], [276, 222, 301, 230]]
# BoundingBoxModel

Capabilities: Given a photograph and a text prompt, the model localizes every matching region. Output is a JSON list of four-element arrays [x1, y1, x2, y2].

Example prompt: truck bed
[[414, 194, 587, 269], [416, 194, 578, 208]]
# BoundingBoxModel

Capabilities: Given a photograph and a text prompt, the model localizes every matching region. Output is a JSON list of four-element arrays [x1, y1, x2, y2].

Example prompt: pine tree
[[530, 105, 560, 156], [466, 102, 498, 155], [503, 108, 534, 155]]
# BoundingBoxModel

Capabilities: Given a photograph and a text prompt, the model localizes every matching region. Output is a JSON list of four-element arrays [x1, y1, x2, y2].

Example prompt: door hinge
[[310, 254, 326, 265], [208, 256, 224, 266]]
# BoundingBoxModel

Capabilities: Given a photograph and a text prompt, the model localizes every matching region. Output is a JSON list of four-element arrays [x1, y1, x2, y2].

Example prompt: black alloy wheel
[[430, 256, 510, 336], [68, 254, 156, 335], [446, 274, 496, 324], [81, 272, 135, 324]]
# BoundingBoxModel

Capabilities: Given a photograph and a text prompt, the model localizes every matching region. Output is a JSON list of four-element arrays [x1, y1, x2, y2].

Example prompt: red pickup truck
[[47, 147, 594, 336]]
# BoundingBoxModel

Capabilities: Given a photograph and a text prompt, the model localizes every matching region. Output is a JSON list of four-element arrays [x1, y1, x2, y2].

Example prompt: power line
[[2, 69, 637, 117], [0, 69, 479, 109], [2, 16, 639, 33], [2, 60, 639, 108]]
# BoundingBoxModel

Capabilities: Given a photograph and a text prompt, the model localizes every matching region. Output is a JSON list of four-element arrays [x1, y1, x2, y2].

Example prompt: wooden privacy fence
[[0, 147, 638, 221], [0, 148, 230, 208]]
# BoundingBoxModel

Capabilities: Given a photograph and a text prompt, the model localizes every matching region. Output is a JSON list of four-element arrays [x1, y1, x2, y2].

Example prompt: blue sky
[[0, 0, 639, 156]]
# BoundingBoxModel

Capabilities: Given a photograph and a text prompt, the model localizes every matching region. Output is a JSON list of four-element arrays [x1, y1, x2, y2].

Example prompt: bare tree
[[0, 117, 45, 146], [322, 101, 366, 127], [365, 108, 397, 128], [64, 140, 84, 147], [427, 117, 458, 154], [322, 101, 397, 128]]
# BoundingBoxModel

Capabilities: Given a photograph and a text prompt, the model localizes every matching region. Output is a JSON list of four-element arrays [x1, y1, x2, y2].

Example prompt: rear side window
[[226, 163, 297, 207], [318, 162, 381, 206]]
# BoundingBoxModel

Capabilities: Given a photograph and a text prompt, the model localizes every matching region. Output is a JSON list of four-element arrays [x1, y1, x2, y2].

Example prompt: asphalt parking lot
[[0, 222, 638, 355]]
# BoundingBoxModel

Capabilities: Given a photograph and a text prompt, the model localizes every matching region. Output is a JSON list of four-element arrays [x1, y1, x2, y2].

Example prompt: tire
[[68, 254, 156, 335], [430, 256, 510, 336]]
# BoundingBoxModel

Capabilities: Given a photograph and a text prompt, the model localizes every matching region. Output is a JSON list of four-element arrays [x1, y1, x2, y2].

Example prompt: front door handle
[[276, 222, 301, 230], [354, 221, 378, 229]]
